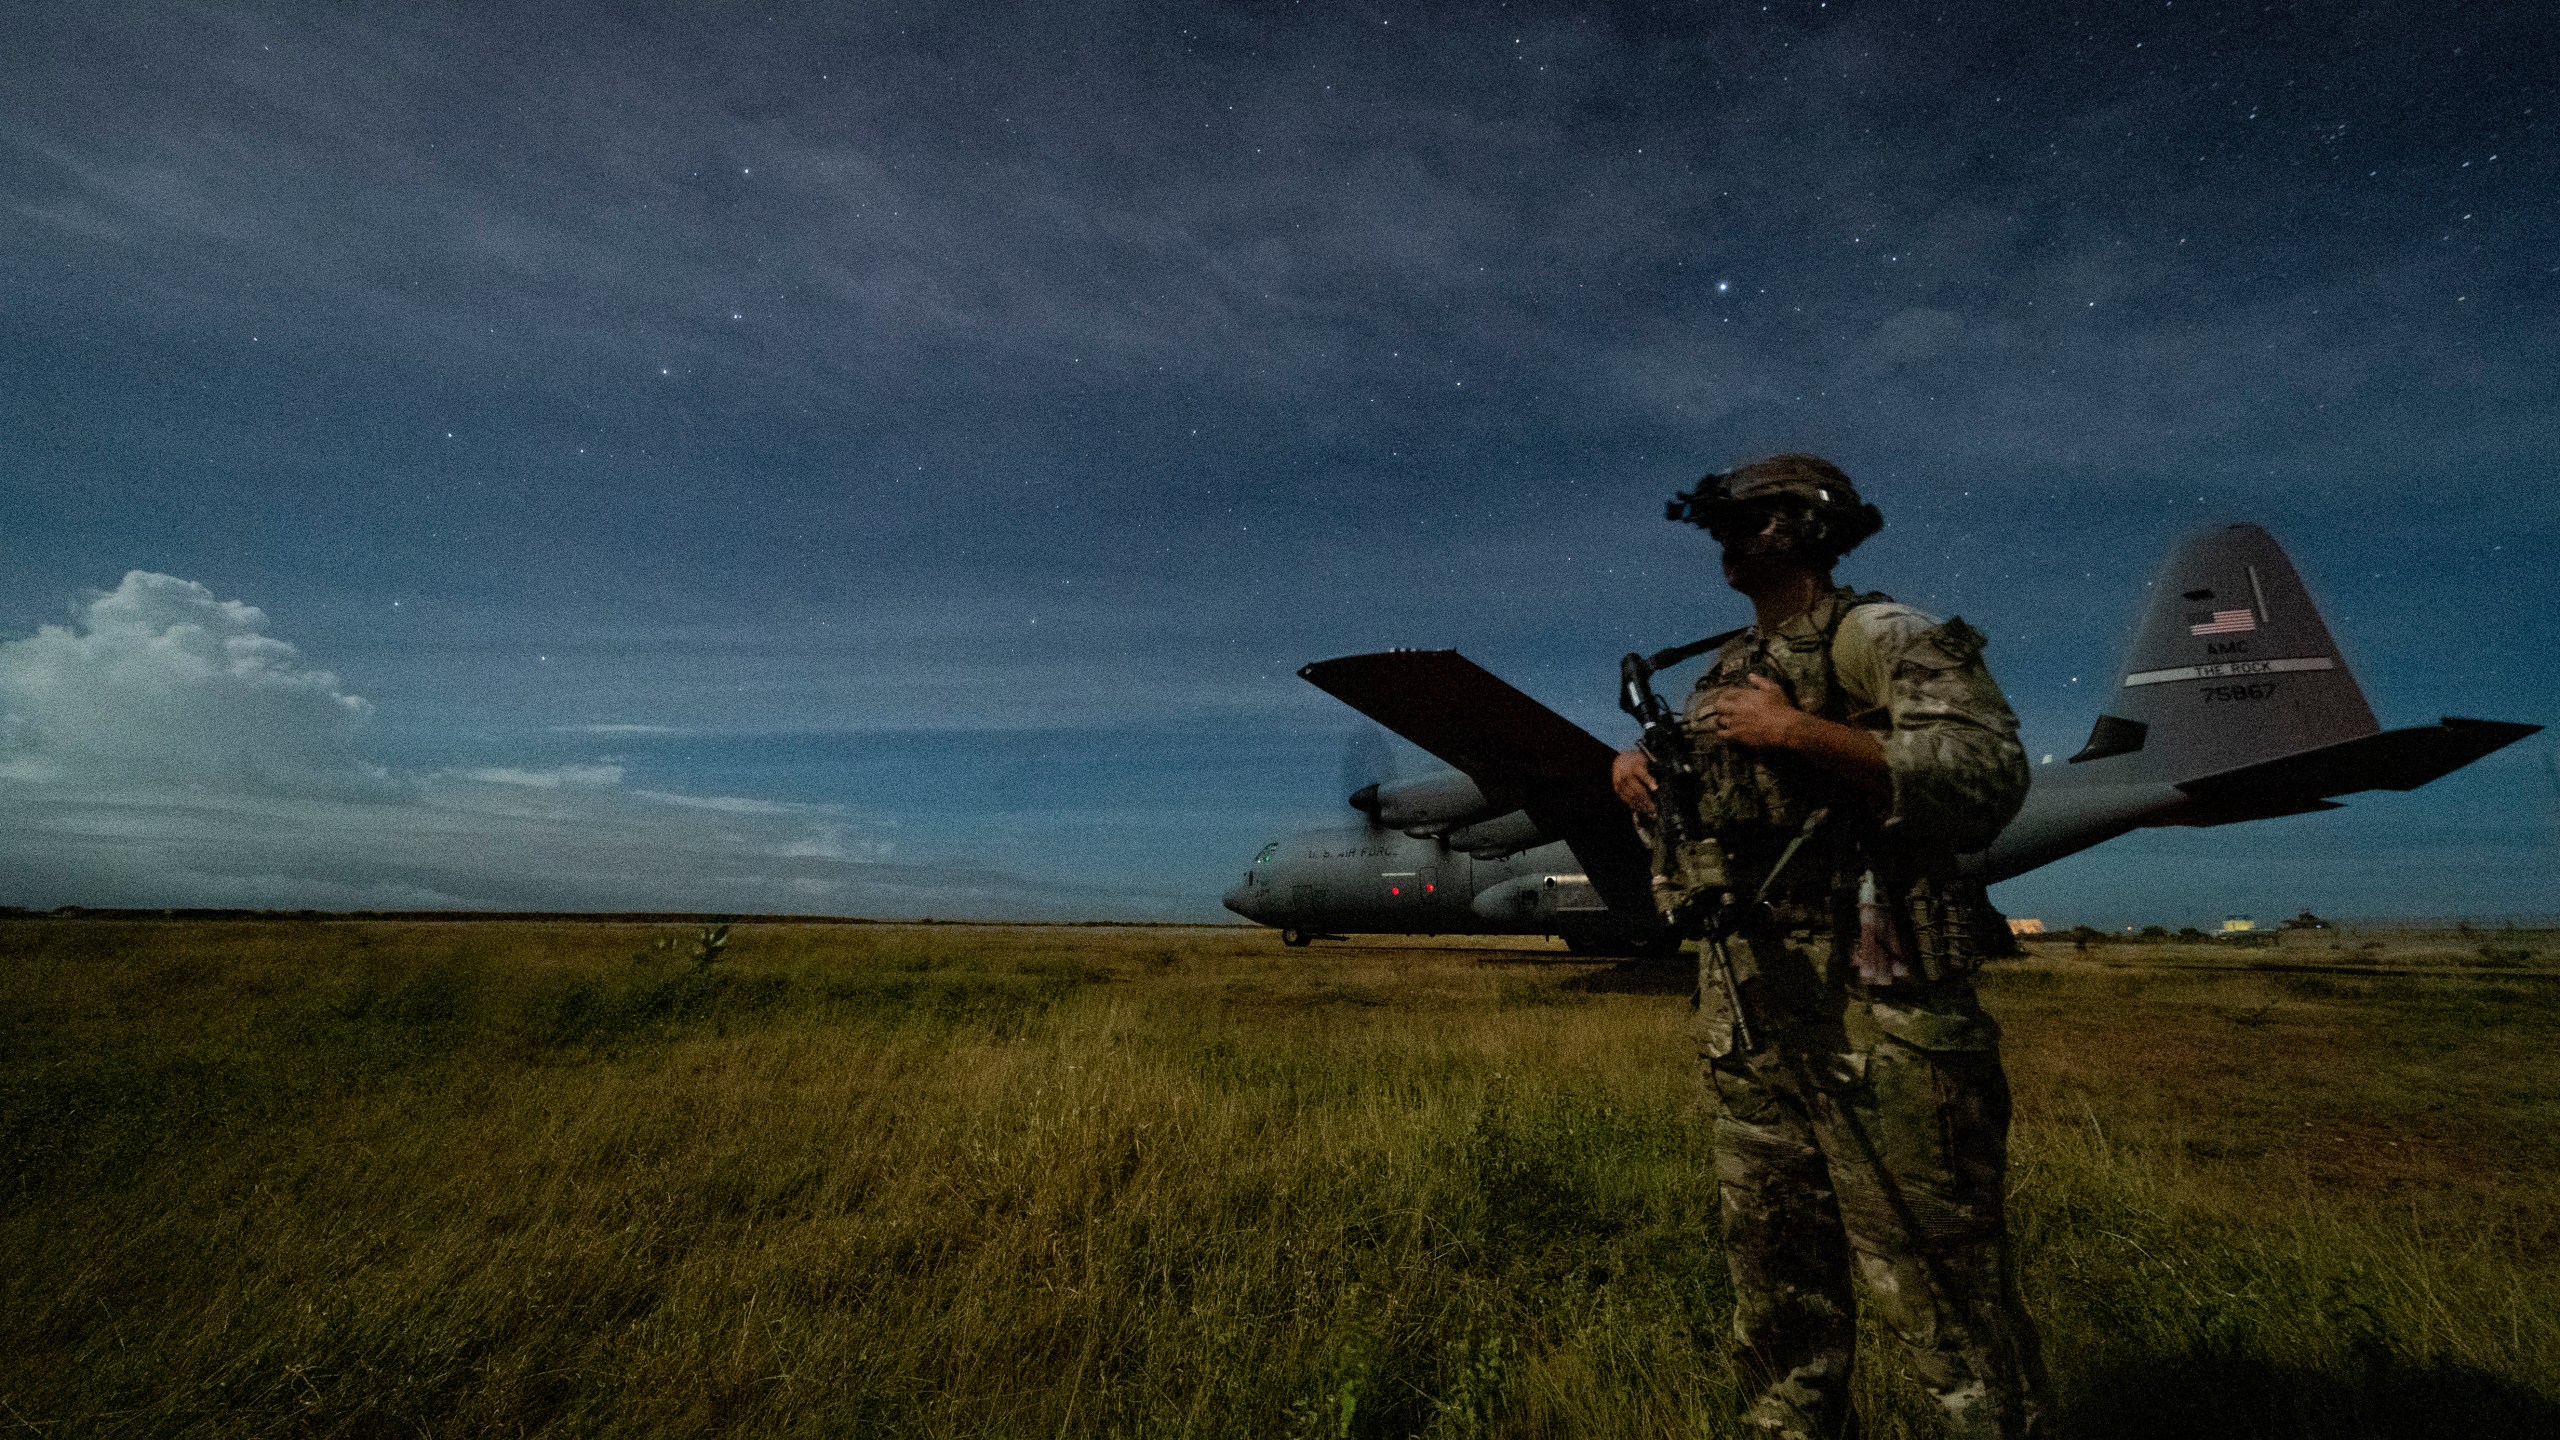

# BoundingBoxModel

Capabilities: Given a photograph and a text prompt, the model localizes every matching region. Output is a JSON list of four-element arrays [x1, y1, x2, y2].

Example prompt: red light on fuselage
[[1389, 886, 1401, 895], [1425, 883, 1435, 893]]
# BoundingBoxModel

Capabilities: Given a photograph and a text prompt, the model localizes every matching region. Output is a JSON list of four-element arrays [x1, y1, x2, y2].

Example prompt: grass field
[[4, 918, 2557, 1438]]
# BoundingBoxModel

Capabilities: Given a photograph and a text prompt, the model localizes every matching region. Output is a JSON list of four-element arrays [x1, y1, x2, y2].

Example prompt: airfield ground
[[4, 917, 2556, 1438]]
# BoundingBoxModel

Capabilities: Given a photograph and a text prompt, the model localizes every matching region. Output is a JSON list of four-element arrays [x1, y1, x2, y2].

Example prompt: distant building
[[2221, 915, 2255, 933], [2006, 917, 2045, 935]]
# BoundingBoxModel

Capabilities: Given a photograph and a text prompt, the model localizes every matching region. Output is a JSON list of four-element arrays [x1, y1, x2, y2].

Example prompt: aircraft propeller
[[1340, 725, 1400, 829]]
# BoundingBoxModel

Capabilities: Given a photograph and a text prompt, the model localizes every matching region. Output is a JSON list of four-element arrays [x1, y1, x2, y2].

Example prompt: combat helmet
[[1666, 452, 1884, 561]]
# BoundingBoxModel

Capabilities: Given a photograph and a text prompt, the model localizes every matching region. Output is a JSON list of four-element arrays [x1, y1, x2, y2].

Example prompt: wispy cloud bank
[[455, 763, 627, 790]]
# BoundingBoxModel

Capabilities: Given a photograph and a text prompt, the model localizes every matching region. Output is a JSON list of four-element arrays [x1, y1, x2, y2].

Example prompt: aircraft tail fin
[[1985, 523, 2538, 879], [2070, 523, 2380, 785]]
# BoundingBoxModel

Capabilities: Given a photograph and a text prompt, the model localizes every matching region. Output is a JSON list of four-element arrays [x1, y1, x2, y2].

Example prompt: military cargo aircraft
[[1221, 524, 2538, 951]]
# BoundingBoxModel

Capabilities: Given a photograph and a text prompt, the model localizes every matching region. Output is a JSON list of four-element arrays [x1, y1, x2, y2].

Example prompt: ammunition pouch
[[1649, 830, 1729, 928], [1679, 687, 1851, 847], [1900, 873, 1994, 983]]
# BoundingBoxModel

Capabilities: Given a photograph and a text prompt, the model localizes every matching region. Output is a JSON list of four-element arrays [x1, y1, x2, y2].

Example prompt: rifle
[[1619, 639, 1755, 1051], [1618, 647, 1713, 873], [1621, 637, 1833, 1057]]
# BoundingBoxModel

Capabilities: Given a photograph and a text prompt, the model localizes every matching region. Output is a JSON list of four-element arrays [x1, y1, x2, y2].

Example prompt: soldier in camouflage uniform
[[1611, 455, 2049, 1440]]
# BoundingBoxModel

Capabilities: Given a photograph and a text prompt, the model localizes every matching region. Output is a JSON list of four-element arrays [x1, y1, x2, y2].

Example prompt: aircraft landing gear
[[1281, 928, 1313, 947]]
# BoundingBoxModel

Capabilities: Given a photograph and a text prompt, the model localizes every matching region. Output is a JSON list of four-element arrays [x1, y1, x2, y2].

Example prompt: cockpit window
[[1253, 842, 1278, 864]]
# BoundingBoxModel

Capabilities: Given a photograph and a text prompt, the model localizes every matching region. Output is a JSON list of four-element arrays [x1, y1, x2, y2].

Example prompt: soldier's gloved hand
[[1611, 748, 1658, 817], [1707, 674, 1808, 750]]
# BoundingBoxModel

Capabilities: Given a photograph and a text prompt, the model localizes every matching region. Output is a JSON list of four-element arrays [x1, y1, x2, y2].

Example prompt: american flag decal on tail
[[2188, 608, 2257, 635]]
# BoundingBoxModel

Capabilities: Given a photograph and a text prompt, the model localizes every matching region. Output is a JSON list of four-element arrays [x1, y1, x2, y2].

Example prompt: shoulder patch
[[1834, 602, 1935, 660], [1925, 617, 1987, 663]]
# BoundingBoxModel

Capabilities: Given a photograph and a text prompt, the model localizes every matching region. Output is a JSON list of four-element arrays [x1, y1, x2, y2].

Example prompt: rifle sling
[[1643, 626, 1747, 677]]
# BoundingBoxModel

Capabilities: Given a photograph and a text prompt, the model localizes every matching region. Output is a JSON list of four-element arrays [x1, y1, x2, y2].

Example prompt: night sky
[[4, 1, 2552, 924]]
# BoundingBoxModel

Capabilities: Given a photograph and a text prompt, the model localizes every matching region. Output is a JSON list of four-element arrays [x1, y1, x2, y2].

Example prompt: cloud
[[0, 571, 396, 799], [0, 574, 1139, 917], [455, 763, 628, 789], [628, 789, 821, 816]]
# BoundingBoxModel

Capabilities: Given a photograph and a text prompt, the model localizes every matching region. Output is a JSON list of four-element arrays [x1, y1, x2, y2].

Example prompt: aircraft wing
[[1298, 650, 1655, 916]]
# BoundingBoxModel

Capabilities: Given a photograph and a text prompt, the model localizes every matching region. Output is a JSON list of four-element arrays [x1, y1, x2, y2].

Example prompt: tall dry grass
[[3, 920, 2556, 1437]]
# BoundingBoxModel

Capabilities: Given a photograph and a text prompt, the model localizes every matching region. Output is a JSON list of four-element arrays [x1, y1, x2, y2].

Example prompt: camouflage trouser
[[1697, 926, 2048, 1440]]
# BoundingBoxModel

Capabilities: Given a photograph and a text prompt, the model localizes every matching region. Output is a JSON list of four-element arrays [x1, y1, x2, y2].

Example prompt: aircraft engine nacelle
[[1349, 771, 1501, 832], [1470, 871, 1607, 924]]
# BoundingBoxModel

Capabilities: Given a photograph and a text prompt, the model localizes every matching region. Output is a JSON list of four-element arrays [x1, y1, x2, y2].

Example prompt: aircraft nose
[[1221, 881, 1256, 920]]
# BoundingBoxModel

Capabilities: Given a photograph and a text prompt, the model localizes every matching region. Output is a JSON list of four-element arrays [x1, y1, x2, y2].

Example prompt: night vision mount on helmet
[[1667, 453, 1885, 561]]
